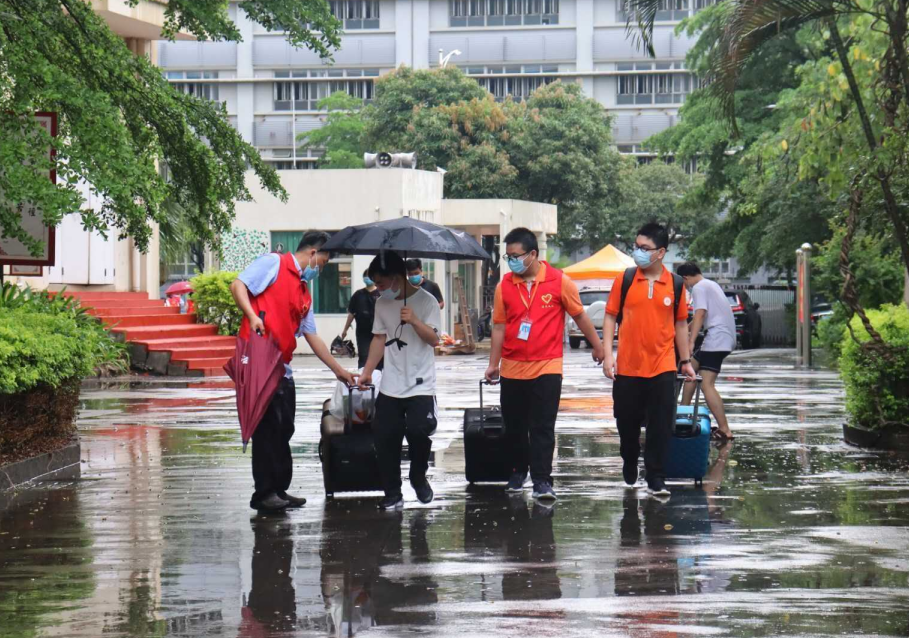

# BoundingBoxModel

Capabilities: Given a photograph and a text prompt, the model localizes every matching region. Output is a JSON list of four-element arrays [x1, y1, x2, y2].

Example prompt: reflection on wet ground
[[2, 349, 909, 637]]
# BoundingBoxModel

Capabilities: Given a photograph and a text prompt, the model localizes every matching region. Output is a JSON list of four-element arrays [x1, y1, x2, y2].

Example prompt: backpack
[[615, 266, 685, 327]]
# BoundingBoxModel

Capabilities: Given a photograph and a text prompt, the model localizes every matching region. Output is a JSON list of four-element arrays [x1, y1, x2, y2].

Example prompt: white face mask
[[378, 284, 399, 300]]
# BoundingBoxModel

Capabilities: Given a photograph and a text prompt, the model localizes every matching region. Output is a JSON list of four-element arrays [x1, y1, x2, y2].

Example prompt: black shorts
[[694, 350, 731, 374]]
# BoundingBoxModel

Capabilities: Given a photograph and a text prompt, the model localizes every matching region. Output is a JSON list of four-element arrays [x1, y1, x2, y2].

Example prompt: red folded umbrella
[[224, 322, 285, 452]]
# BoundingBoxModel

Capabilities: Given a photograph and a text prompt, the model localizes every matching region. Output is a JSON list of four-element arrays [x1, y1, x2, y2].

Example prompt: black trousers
[[250, 377, 296, 507], [356, 332, 383, 371], [500, 374, 563, 485], [613, 371, 676, 481], [373, 393, 437, 497]]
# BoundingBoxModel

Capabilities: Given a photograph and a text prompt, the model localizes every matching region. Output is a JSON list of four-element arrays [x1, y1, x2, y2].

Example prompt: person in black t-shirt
[[405, 258, 444, 310], [342, 270, 383, 369]]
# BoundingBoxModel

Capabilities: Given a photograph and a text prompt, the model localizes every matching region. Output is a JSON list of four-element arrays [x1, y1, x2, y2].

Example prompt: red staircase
[[65, 291, 234, 377]]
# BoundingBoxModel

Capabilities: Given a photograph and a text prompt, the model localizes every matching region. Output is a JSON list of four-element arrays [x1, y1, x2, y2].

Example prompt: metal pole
[[795, 248, 802, 362], [801, 242, 812, 367]]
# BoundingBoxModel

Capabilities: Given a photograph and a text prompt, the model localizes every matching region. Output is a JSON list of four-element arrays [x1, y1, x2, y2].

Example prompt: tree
[[298, 92, 368, 168], [642, 4, 824, 276], [0, 0, 341, 255], [395, 79, 627, 250], [362, 66, 488, 152], [606, 161, 715, 250]]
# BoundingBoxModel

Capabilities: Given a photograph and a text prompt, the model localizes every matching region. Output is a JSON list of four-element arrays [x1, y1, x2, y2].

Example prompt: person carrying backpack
[[602, 223, 696, 498]]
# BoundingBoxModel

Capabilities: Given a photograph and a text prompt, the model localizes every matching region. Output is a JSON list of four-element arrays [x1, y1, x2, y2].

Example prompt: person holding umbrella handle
[[231, 230, 357, 512], [358, 251, 441, 510]]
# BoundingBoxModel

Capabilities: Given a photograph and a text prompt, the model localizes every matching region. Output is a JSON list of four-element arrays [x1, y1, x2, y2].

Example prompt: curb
[[0, 439, 82, 490]]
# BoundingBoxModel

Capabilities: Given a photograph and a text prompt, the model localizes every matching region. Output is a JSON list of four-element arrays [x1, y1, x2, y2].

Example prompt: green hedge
[[0, 309, 113, 395], [839, 304, 909, 430], [191, 271, 242, 335]]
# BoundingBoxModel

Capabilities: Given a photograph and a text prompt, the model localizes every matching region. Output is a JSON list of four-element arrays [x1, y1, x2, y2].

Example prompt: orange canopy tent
[[563, 244, 635, 282]]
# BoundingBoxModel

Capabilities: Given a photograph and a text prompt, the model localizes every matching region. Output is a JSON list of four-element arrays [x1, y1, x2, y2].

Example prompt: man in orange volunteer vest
[[231, 231, 356, 512], [602, 223, 697, 499], [485, 227, 605, 502]]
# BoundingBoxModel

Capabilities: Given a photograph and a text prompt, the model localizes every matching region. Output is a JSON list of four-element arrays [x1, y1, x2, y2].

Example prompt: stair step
[[88, 306, 180, 317], [100, 314, 197, 328], [165, 346, 237, 359], [181, 356, 233, 370], [139, 335, 237, 350], [63, 291, 151, 301], [200, 367, 231, 378], [77, 299, 166, 309], [114, 324, 218, 341]]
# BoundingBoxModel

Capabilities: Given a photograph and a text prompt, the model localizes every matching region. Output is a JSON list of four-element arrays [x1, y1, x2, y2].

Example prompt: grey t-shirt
[[691, 278, 737, 352]]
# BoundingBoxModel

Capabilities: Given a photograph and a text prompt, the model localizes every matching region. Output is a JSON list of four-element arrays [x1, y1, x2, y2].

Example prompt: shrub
[[839, 304, 909, 430], [191, 271, 242, 335], [0, 283, 128, 377]]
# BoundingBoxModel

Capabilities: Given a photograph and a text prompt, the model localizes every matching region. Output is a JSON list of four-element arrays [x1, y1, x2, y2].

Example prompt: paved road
[[1, 349, 908, 637]]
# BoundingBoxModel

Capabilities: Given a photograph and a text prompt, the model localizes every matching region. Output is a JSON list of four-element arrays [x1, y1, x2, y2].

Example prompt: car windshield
[[580, 291, 610, 305], [725, 292, 740, 306]]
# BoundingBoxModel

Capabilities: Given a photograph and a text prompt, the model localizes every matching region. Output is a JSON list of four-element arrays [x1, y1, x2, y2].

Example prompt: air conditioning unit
[[364, 152, 417, 169]]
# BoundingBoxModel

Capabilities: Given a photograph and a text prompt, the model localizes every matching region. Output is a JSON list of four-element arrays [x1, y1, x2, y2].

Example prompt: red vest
[[238, 252, 312, 364], [501, 262, 566, 362]]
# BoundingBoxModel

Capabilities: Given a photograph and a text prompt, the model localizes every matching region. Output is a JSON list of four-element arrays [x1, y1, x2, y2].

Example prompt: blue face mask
[[408, 275, 423, 286], [302, 265, 320, 282], [507, 254, 530, 275], [632, 248, 656, 269], [379, 285, 399, 301], [363, 277, 374, 287]]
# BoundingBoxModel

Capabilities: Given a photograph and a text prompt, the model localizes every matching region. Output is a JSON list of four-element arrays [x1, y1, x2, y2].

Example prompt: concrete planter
[[0, 439, 81, 490], [843, 423, 909, 452]]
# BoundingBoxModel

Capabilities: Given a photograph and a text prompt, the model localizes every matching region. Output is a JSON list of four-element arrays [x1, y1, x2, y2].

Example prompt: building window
[[618, 0, 688, 21], [163, 250, 203, 282], [617, 72, 699, 105], [464, 64, 560, 74], [476, 75, 559, 101], [274, 69, 378, 111], [167, 71, 220, 101], [271, 232, 351, 314], [450, 0, 559, 27], [269, 160, 318, 170], [329, 0, 380, 29]]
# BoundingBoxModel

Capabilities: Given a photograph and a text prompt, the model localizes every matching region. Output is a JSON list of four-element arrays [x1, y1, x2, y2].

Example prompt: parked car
[[568, 287, 612, 349], [811, 297, 834, 334], [723, 289, 763, 349]]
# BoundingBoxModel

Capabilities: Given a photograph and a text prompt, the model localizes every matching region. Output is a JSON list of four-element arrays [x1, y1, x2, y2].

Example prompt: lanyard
[[517, 276, 541, 312]]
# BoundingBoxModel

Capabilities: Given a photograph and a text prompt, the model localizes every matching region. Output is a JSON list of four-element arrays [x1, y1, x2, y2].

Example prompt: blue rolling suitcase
[[664, 375, 712, 487]]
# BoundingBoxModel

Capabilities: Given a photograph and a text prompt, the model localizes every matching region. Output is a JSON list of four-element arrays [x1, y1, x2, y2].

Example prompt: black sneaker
[[623, 461, 639, 486], [254, 494, 289, 512], [413, 480, 434, 504], [532, 482, 558, 502], [505, 472, 527, 493], [278, 493, 307, 508], [647, 478, 671, 497], [377, 494, 404, 510]]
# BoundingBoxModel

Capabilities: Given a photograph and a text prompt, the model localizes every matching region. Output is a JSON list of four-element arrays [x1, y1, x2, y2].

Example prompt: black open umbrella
[[322, 216, 490, 261], [322, 216, 491, 349]]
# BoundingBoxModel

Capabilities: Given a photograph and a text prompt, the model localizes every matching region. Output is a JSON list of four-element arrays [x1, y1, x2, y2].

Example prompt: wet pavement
[[2, 349, 909, 637]]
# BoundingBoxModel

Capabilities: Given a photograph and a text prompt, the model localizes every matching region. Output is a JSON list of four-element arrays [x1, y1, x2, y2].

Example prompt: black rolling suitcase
[[319, 384, 384, 499], [464, 380, 512, 484]]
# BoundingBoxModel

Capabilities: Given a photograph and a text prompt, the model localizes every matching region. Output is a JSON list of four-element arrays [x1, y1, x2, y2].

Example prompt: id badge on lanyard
[[518, 314, 533, 341], [517, 279, 539, 341]]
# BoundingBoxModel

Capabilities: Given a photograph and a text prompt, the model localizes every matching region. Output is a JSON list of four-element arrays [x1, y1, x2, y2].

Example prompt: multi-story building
[[158, 0, 708, 169]]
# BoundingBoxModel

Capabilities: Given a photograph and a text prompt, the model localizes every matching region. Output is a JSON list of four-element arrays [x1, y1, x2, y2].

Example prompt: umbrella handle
[[256, 310, 265, 336]]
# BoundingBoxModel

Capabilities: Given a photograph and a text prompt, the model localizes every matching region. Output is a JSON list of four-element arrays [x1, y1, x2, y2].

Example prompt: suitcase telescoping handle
[[344, 383, 375, 434], [479, 378, 499, 413], [676, 374, 704, 426], [478, 379, 504, 431]]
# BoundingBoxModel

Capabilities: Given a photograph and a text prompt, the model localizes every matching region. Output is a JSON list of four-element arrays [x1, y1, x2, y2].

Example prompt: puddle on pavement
[[2, 350, 909, 637]]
